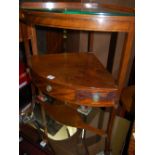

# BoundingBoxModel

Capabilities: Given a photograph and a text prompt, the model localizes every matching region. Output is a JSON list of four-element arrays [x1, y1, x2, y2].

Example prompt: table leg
[[105, 106, 116, 155], [40, 104, 48, 142], [81, 129, 89, 155]]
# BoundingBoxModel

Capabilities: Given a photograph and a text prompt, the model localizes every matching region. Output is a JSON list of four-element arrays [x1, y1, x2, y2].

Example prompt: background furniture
[[120, 85, 135, 154]]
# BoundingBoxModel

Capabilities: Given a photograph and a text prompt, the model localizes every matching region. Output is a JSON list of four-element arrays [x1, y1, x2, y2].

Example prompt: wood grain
[[121, 85, 135, 112], [118, 23, 134, 91], [19, 3, 134, 153], [37, 99, 105, 136], [20, 2, 134, 13], [30, 53, 118, 107]]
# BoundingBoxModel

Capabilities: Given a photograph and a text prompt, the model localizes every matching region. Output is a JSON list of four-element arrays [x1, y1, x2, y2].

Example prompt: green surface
[[21, 8, 134, 16]]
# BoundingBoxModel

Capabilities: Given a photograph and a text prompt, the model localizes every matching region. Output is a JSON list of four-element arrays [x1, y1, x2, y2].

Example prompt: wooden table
[[20, 2, 135, 154]]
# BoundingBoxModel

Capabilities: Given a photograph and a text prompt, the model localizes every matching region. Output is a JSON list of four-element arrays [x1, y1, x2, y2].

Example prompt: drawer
[[76, 89, 117, 107], [31, 71, 76, 102], [31, 71, 116, 107]]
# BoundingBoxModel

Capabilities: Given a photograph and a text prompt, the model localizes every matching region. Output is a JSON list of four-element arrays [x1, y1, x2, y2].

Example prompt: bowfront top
[[20, 2, 134, 32], [20, 2, 134, 16]]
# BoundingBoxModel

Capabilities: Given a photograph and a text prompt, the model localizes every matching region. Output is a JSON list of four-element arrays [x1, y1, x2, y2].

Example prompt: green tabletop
[[20, 2, 135, 16]]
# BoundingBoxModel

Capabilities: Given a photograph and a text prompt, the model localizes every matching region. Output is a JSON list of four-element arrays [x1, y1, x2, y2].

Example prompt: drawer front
[[31, 71, 116, 107], [31, 71, 76, 102], [75, 90, 117, 107]]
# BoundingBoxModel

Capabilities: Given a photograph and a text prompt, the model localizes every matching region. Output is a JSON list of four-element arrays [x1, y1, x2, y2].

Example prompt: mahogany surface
[[20, 2, 134, 13], [20, 2, 134, 32], [38, 99, 105, 136], [20, 11, 134, 32], [20, 3, 134, 152], [20, 2, 134, 90], [121, 85, 135, 112], [30, 53, 118, 107]]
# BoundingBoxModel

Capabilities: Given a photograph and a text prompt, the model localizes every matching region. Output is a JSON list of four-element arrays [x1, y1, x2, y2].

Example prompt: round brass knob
[[92, 93, 100, 102], [46, 85, 52, 92]]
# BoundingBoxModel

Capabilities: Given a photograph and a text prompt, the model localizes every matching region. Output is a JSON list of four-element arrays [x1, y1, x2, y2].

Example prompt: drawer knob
[[46, 85, 52, 92], [92, 93, 100, 102]]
